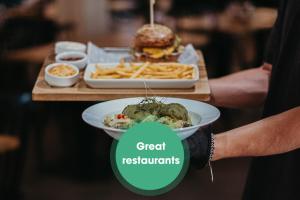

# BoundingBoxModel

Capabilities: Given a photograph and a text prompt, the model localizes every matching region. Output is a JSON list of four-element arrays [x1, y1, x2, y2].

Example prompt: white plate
[[82, 97, 220, 140], [83, 63, 199, 89]]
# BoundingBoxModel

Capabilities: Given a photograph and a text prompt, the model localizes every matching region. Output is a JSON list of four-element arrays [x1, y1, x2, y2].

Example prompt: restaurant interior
[[0, 0, 278, 199]]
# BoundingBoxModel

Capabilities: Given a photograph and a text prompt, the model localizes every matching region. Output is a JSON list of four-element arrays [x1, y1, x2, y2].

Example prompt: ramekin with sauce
[[45, 63, 80, 87], [55, 52, 88, 70]]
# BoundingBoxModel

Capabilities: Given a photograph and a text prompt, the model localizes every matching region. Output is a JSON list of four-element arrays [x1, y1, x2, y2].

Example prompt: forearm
[[213, 107, 300, 161], [209, 63, 271, 108]]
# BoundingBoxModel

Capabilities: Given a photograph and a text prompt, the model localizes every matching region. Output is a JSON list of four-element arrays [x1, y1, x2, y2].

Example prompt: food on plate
[[90, 62, 195, 80], [133, 24, 184, 61], [104, 98, 192, 129], [48, 64, 77, 77]]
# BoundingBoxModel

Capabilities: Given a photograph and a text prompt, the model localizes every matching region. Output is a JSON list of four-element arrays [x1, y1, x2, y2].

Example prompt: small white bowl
[[45, 63, 80, 87], [55, 41, 86, 54], [55, 52, 88, 70]]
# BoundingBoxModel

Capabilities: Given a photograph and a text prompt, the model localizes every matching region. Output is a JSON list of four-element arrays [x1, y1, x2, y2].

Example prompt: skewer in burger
[[133, 24, 184, 62]]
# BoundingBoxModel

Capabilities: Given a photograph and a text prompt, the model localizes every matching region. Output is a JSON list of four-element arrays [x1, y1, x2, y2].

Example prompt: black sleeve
[[187, 126, 212, 169], [264, 3, 283, 64]]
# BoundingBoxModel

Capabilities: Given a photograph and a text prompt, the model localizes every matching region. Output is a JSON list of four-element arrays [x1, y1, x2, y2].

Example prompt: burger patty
[[134, 24, 175, 48]]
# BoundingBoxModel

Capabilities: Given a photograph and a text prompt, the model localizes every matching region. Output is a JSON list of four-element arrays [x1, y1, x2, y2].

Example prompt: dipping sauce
[[48, 64, 77, 77], [60, 57, 84, 62]]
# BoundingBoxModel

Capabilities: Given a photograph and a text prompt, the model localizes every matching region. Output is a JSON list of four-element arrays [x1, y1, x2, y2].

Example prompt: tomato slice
[[117, 114, 125, 119]]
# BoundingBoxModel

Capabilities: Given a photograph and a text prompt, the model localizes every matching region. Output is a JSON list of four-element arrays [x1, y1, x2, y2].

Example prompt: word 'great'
[[137, 142, 166, 151]]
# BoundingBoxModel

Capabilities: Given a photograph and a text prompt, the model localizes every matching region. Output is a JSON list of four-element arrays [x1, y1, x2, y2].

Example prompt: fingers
[[261, 62, 273, 72]]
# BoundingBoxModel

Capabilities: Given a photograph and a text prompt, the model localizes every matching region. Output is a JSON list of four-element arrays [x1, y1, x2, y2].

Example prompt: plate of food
[[82, 97, 220, 140], [84, 62, 199, 89]]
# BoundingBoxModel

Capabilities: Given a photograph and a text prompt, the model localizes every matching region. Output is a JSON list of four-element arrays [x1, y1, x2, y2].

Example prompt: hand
[[186, 126, 213, 169], [261, 62, 272, 72]]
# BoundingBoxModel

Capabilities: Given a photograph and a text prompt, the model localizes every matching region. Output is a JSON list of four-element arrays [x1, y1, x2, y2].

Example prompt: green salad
[[104, 98, 192, 129]]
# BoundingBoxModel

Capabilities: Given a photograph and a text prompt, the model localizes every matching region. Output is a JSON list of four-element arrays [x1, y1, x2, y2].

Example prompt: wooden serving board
[[32, 51, 211, 102]]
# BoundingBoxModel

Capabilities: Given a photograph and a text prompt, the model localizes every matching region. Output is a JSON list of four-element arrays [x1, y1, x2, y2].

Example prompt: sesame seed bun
[[134, 24, 175, 49]]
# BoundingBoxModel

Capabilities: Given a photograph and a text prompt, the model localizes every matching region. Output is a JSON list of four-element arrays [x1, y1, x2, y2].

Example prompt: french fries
[[91, 62, 196, 80]]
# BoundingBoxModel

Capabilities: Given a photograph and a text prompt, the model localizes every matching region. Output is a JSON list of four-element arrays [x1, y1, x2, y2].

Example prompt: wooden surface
[[177, 8, 276, 35], [32, 51, 211, 102], [3, 43, 53, 63]]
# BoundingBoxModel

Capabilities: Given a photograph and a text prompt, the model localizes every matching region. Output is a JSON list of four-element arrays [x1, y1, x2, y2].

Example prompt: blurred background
[[0, 0, 278, 199]]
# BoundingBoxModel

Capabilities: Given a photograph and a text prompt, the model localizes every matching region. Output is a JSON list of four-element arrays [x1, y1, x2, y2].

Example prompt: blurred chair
[[0, 0, 75, 93]]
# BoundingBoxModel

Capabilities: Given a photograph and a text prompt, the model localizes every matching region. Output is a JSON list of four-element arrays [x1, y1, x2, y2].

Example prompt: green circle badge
[[111, 122, 189, 196]]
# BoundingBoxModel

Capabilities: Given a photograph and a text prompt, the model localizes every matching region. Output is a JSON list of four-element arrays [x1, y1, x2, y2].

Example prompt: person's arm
[[213, 107, 300, 161], [209, 63, 272, 109]]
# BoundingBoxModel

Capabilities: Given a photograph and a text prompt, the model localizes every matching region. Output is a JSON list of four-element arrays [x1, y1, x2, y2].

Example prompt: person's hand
[[261, 62, 272, 72], [186, 126, 213, 169]]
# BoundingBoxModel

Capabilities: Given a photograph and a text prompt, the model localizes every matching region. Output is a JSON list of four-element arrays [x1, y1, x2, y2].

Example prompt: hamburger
[[133, 24, 184, 62]]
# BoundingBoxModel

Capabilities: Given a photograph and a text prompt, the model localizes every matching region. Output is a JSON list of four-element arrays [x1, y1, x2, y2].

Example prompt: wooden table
[[32, 51, 211, 102], [177, 8, 277, 35]]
